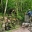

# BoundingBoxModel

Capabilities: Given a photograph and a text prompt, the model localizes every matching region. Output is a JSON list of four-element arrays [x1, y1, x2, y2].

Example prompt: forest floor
[[0, 16, 30, 32], [6, 27, 30, 32]]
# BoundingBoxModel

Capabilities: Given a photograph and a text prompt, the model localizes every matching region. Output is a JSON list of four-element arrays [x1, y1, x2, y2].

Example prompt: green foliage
[[0, 0, 32, 21], [0, 0, 32, 29]]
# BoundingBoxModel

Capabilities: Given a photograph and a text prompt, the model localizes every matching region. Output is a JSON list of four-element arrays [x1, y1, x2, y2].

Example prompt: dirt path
[[11, 27, 30, 32]]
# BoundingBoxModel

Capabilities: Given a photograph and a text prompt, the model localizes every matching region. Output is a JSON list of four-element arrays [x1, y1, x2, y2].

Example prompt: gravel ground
[[11, 27, 30, 32]]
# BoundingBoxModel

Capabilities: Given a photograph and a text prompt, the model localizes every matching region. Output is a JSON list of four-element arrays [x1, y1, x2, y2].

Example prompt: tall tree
[[1, 0, 3, 13], [2, 0, 8, 30], [4, 0, 8, 17], [15, 0, 19, 16]]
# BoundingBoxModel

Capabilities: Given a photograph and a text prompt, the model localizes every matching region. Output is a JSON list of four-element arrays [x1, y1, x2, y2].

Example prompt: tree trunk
[[4, 0, 8, 17], [1, 0, 3, 15], [2, 0, 8, 31], [15, 0, 18, 16]]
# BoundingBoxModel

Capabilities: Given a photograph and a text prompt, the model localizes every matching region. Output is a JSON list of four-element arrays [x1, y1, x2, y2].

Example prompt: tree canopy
[[0, 0, 32, 20]]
